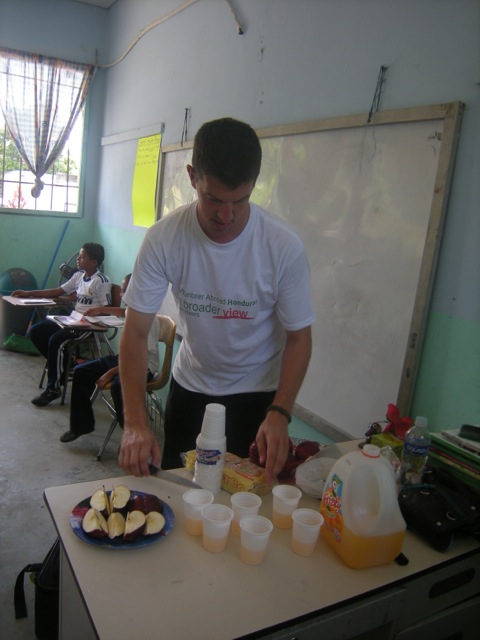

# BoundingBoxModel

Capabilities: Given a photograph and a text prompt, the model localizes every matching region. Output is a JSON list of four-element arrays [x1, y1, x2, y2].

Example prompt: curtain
[[0, 47, 96, 198]]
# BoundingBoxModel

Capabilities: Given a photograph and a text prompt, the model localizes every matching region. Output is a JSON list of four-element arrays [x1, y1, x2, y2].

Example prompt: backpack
[[14, 538, 60, 640], [398, 471, 480, 552]]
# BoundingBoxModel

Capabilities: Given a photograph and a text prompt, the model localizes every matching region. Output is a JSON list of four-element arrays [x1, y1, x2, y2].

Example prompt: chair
[[38, 283, 123, 404], [95, 314, 177, 460]]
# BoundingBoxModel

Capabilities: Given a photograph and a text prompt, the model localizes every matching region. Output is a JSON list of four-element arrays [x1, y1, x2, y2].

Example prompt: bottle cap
[[415, 416, 428, 428], [362, 444, 380, 458]]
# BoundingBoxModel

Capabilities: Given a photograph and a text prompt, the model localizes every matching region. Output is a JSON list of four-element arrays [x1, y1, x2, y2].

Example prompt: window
[[0, 48, 95, 216], [0, 110, 85, 213]]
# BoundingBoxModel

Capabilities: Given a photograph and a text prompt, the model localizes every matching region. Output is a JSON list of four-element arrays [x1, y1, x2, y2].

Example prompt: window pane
[[0, 110, 84, 214]]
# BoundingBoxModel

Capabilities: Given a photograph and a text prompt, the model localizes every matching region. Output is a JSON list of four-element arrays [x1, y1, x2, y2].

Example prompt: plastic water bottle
[[401, 416, 430, 485]]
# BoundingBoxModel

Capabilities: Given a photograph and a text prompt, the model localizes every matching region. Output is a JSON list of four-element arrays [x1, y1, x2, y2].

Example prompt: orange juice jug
[[320, 444, 405, 569]]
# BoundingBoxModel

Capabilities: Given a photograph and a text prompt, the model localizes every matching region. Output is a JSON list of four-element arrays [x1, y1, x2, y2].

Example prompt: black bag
[[14, 538, 60, 640], [398, 471, 480, 552]]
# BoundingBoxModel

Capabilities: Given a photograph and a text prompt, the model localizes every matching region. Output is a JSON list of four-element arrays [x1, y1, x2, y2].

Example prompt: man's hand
[[255, 411, 290, 484], [119, 421, 161, 477]]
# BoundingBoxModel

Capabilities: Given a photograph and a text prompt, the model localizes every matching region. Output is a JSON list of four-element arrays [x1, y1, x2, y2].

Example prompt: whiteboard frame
[[158, 102, 464, 440]]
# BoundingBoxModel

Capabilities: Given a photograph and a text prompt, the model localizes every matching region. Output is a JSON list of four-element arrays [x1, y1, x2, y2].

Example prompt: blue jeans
[[28, 319, 91, 389], [70, 355, 119, 435]]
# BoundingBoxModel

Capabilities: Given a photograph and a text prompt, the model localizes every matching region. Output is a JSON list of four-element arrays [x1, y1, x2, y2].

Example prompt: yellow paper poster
[[132, 133, 162, 227]]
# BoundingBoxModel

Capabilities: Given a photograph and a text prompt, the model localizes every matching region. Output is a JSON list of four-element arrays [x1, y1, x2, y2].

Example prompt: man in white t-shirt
[[120, 118, 316, 483], [12, 243, 111, 406]]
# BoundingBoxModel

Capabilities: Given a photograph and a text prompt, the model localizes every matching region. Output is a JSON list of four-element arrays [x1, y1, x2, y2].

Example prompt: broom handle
[[40, 220, 71, 288], [28, 220, 70, 328]]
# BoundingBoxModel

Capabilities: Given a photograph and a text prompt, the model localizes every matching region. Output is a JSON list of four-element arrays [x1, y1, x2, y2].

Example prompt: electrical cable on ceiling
[[367, 65, 388, 123], [99, 0, 245, 70], [181, 107, 190, 146], [225, 0, 244, 34]]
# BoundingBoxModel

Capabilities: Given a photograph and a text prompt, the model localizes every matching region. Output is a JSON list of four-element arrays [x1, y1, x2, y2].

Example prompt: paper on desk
[[47, 311, 91, 327], [2, 295, 56, 306], [47, 311, 124, 329], [85, 315, 125, 327]]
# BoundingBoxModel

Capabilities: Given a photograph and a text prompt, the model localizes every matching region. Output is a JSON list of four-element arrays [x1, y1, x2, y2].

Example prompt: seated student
[[60, 273, 160, 443], [12, 243, 111, 406]]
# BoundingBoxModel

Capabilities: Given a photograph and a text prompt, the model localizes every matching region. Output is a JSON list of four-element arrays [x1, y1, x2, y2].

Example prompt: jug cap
[[362, 444, 380, 458]]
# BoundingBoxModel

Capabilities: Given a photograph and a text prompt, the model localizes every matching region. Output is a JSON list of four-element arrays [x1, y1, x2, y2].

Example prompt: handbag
[[398, 471, 480, 551], [14, 538, 60, 640]]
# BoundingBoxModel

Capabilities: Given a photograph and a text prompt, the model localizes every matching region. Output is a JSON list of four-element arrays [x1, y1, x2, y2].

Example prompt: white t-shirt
[[146, 318, 160, 374], [62, 270, 111, 314], [124, 202, 316, 395]]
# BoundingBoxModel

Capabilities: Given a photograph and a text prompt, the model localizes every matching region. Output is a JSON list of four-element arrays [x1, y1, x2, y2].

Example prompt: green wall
[[411, 311, 480, 431], [0, 214, 94, 288]]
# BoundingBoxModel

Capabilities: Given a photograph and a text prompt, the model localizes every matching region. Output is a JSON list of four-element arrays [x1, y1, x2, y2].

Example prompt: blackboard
[[158, 102, 463, 439]]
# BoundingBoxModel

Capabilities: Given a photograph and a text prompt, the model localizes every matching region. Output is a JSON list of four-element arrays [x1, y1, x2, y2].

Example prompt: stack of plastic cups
[[194, 403, 227, 494]]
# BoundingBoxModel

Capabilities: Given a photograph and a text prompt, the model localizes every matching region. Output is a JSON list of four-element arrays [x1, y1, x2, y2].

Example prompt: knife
[[148, 464, 199, 489]]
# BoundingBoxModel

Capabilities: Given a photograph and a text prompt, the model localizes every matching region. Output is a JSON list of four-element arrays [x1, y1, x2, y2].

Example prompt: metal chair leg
[[96, 417, 119, 460], [39, 362, 47, 389]]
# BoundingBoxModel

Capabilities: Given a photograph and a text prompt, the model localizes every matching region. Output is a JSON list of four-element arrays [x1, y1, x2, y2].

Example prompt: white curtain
[[0, 47, 96, 198]]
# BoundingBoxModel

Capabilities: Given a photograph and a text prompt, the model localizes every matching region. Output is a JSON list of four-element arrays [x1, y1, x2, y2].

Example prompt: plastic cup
[[182, 488, 214, 536], [291, 508, 324, 556], [230, 492, 262, 537], [239, 515, 273, 565], [272, 485, 302, 529], [200, 403, 226, 440], [201, 503, 233, 553]]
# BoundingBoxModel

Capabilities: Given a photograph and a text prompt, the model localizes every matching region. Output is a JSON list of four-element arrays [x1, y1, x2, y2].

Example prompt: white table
[[44, 464, 480, 640]]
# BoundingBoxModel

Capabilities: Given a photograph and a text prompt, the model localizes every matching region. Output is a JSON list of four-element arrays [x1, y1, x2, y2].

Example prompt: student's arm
[[11, 286, 66, 298], [255, 325, 312, 484], [96, 366, 120, 388], [118, 308, 159, 476], [83, 306, 126, 317]]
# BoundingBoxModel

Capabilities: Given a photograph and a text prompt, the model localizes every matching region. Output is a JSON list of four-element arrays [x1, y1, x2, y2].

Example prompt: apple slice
[[127, 493, 162, 515], [109, 485, 131, 513], [90, 486, 111, 516], [143, 493, 163, 514], [82, 508, 108, 538], [144, 511, 166, 536], [107, 512, 126, 540], [124, 510, 146, 542]]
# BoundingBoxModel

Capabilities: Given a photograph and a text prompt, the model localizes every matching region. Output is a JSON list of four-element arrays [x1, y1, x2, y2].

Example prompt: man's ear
[[186, 164, 197, 189]]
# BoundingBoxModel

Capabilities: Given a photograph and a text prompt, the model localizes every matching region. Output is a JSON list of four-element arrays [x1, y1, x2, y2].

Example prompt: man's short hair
[[191, 117, 262, 189], [82, 243, 105, 266]]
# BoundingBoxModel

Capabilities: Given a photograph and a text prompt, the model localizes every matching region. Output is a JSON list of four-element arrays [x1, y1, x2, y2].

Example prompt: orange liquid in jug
[[321, 523, 405, 569]]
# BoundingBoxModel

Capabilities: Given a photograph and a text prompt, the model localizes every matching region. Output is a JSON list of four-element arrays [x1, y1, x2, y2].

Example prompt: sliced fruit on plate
[[144, 511, 166, 536], [107, 511, 126, 540], [90, 486, 110, 516], [128, 492, 163, 515], [143, 493, 163, 514], [109, 485, 131, 513], [124, 510, 146, 542], [82, 508, 109, 538]]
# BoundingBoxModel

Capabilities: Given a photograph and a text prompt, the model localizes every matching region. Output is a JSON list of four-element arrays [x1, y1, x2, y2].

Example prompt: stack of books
[[429, 428, 480, 493]]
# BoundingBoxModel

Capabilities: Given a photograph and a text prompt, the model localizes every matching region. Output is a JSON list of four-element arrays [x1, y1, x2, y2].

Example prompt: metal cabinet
[[257, 551, 480, 640]]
